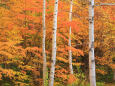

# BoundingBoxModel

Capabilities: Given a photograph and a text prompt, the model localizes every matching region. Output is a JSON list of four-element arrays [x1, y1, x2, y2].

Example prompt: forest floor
[[105, 83, 115, 86]]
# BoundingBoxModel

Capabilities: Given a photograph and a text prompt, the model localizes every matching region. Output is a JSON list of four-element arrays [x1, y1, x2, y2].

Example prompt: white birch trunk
[[89, 0, 96, 86], [69, 0, 73, 74], [42, 0, 47, 85], [49, 0, 58, 86]]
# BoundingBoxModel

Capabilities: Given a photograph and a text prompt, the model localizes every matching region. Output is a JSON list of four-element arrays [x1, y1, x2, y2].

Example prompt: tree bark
[[89, 0, 96, 86], [49, 0, 58, 86], [69, 0, 73, 74], [42, 0, 47, 85]]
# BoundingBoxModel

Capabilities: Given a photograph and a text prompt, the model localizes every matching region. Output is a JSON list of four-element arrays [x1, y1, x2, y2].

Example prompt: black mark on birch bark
[[91, 59, 95, 63], [89, 1, 91, 5], [89, 41, 94, 51]]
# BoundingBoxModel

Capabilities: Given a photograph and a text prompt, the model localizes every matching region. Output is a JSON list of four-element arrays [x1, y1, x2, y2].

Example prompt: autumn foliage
[[0, 0, 115, 86]]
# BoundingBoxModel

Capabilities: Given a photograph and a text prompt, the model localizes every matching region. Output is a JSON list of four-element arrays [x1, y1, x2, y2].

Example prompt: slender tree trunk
[[69, 0, 73, 74], [89, 0, 96, 86], [49, 0, 58, 86], [42, 0, 47, 85], [113, 69, 115, 81]]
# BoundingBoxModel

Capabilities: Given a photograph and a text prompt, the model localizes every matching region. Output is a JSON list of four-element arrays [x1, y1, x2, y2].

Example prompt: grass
[[77, 82, 115, 86], [105, 83, 115, 86]]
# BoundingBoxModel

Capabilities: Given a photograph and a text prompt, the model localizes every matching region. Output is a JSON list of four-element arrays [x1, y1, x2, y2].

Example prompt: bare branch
[[95, 2, 115, 6]]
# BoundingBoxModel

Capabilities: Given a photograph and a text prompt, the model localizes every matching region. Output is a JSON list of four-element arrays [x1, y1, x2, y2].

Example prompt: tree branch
[[95, 2, 115, 6]]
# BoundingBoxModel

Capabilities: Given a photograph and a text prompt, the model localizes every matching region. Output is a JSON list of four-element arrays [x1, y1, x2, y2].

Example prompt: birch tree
[[69, 0, 73, 74], [42, 0, 47, 85], [49, 0, 58, 86], [89, 0, 96, 86]]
